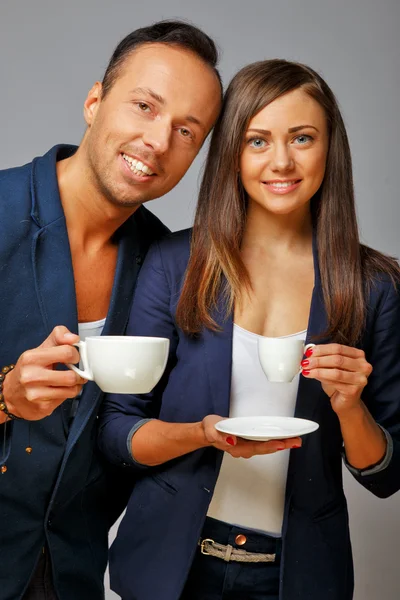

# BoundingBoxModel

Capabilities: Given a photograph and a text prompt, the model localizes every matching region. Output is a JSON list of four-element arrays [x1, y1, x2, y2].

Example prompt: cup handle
[[67, 341, 93, 380], [298, 343, 316, 374]]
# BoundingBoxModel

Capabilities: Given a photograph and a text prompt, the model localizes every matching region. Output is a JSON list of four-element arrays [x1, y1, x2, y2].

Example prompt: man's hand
[[2, 326, 87, 421]]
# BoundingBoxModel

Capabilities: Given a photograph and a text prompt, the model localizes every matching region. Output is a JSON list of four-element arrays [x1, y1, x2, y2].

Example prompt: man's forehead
[[114, 45, 221, 126], [116, 43, 219, 96]]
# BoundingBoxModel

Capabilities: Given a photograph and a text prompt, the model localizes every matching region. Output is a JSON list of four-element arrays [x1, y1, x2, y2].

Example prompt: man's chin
[[109, 196, 144, 210]]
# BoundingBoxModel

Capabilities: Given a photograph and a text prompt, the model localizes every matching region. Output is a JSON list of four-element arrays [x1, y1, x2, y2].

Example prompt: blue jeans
[[181, 517, 281, 600]]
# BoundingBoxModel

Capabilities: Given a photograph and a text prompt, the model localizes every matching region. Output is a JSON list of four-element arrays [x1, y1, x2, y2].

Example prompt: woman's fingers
[[224, 436, 302, 458], [303, 353, 372, 375], [205, 415, 303, 458], [306, 344, 365, 360], [303, 367, 369, 387], [302, 343, 372, 400]]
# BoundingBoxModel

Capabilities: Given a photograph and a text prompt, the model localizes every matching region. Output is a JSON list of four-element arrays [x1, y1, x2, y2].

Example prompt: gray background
[[1, 0, 399, 598]]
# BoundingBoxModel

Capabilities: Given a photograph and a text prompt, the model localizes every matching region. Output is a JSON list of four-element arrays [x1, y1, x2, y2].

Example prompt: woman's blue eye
[[294, 135, 312, 144], [249, 138, 266, 148]]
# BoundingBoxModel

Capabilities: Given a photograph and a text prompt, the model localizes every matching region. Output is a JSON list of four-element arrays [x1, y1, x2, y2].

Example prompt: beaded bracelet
[[0, 364, 21, 421]]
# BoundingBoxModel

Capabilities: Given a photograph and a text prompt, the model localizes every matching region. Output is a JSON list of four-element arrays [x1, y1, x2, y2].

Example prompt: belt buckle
[[200, 538, 215, 555]]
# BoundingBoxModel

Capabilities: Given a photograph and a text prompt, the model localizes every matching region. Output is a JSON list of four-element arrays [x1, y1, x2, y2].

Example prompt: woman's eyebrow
[[247, 125, 319, 135]]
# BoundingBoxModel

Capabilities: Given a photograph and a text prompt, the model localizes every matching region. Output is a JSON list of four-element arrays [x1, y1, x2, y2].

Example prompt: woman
[[99, 59, 400, 600]]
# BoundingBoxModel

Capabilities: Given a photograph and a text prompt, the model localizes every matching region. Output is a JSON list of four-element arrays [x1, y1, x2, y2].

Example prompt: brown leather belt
[[199, 538, 276, 563]]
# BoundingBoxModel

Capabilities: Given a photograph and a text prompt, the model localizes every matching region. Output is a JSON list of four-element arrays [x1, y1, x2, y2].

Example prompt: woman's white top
[[207, 324, 307, 536]]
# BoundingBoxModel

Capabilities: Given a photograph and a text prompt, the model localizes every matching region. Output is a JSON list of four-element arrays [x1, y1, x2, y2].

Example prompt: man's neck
[[56, 147, 139, 251]]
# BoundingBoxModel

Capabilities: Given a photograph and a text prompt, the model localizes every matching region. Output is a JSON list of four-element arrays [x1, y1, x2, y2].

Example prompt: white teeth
[[122, 154, 154, 175], [267, 181, 297, 188]]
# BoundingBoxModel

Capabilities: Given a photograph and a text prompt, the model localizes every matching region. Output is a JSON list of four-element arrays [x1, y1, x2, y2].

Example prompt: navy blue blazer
[[0, 145, 168, 600], [99, 229, 400, 600]]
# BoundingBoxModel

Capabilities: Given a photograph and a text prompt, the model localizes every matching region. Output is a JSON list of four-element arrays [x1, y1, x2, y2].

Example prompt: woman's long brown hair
[[176, 59, 400, 345]]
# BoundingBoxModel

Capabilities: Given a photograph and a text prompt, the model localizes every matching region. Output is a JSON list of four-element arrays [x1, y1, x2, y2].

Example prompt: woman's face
[[239, 88, 329, 217]]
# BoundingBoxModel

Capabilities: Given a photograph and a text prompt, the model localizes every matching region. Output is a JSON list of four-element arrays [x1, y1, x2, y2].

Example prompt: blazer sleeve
[[351, 280, 400, 498], [97, 240, 178, 470]]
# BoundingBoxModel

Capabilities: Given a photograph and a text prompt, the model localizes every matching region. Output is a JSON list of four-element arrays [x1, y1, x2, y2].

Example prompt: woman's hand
[[301, 344, 373, 418], [202, 415, 302, 458]]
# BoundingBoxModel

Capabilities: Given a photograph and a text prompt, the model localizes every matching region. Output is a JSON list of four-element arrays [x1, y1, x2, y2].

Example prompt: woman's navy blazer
[[99, 228, 400, 600]]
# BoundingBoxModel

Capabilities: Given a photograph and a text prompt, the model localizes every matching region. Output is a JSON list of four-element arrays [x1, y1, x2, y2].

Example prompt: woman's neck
[[242, 201, 313, 256]]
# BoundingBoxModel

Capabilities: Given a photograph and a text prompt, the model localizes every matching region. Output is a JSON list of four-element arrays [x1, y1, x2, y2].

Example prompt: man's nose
[[142, 119, 172, 155]]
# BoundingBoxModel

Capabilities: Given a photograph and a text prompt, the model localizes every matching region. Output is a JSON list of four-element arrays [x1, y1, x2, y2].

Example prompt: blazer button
[[136, 256, 143, 265], [235, 534, 247, 546]]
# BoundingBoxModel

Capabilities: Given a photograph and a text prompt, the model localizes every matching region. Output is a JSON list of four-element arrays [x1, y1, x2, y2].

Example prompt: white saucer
[[215, 416, 319, 441]]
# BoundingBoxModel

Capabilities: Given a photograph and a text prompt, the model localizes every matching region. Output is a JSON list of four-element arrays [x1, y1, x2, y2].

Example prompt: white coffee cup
[[68, 336, 169, 394], [258, 337, 315, 383]]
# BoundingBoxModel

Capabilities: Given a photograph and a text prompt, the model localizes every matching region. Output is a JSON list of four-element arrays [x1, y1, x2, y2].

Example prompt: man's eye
[[179, 128, 192, 139], [137, 102, 151, 112]]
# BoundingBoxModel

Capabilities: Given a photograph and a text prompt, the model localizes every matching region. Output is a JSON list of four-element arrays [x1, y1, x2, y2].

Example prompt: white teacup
[[258, 337, 315, 383], [68, 336, 169, 394]]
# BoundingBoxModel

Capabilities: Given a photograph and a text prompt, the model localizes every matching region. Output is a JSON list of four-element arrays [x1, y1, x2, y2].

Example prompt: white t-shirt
[[69, 318, 106, 419], [78, 318, 106, 344], [207, 324, 306, 536]]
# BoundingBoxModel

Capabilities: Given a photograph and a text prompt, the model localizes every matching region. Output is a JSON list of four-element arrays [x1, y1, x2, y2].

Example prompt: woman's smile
[[261, 178, 302, 194]]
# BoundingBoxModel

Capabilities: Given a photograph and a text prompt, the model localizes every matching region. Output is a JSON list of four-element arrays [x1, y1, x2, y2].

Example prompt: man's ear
[[83, 81, 103, 127]]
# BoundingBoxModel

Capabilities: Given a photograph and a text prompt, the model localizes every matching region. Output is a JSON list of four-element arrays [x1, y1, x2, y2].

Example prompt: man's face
[[83, 43, 221, 208]]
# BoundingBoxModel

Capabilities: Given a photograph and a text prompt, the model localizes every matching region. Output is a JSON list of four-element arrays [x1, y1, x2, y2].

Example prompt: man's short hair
[[101, 20, 222, 97]]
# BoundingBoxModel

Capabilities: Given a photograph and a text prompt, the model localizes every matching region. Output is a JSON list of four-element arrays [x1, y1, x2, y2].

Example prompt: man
[[0, 20, 222, 600]]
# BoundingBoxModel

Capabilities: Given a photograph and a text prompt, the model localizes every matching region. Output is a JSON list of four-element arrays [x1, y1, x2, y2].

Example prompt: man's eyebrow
[[130, 87, 204, 130], [186, 115, 203, 128], [247, 125, 319, 135], [130, 87, 166, 105]]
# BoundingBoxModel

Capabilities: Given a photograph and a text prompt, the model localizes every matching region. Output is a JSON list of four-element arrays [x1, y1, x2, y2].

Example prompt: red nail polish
[[302, 370, 310, 376], [305, 348, 314, 357], [301, 359, 309, 367], [292, 444, 302, 449], [226, 436, 235, 446]]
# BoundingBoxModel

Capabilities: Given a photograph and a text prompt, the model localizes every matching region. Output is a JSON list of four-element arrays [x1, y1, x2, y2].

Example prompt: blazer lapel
[[294, 229, 330, 422], [286, 231, 330, 500], [100, 217, 146, 336], [203, 296, 233, 420], [30, 146, 79, 338]]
